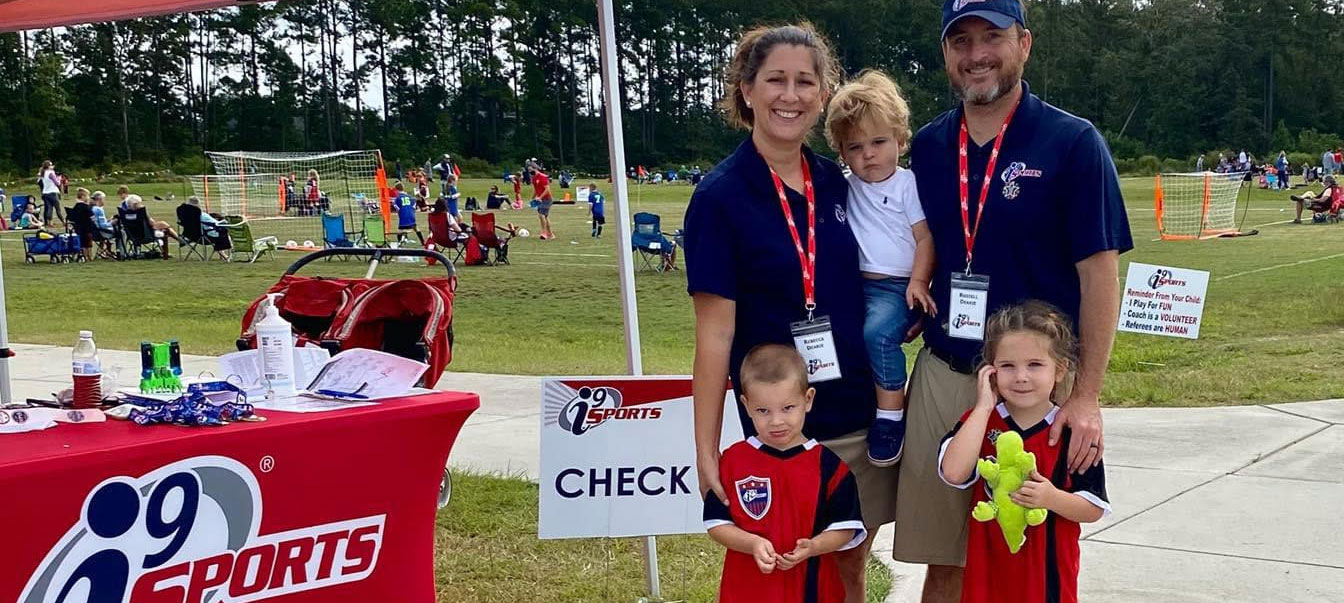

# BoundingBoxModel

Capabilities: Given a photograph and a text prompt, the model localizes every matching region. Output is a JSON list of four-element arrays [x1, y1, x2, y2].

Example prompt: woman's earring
[[746, 101, 752, 108]]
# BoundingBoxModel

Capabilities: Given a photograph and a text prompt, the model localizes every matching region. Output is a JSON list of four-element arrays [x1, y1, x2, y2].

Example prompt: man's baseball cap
[[942, 0, 1027, 39]]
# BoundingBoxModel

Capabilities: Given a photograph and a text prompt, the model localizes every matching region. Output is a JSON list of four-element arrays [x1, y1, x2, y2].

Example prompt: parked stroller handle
[[285, 248, 456, 277]]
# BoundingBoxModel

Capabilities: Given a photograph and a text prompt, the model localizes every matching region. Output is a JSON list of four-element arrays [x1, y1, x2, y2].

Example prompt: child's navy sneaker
[[867, 417, 906, 467]]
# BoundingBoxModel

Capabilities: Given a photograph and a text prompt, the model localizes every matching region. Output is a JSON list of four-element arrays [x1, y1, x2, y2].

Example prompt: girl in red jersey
[[938, 301, 1109, 603]]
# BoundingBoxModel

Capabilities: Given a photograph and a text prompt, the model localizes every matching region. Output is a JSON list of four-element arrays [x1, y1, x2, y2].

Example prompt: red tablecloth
[[0, 391, 479, 603]]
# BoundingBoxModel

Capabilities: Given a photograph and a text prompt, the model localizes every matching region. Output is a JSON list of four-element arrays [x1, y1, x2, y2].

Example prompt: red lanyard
[[768, 157, 817, 317], [958, 100, 1020, 273]]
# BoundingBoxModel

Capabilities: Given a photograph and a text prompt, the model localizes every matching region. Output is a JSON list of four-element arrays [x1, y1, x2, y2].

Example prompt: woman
[[38, 160, 64, 226], [683, 23, 888, 603]]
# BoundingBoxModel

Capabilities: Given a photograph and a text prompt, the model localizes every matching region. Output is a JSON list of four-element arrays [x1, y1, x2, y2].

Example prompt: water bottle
[[72, 330, 102, 409]]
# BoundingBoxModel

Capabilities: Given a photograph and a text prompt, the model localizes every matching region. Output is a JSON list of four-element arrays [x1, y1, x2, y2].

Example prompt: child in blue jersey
[[824, 70, 938, 467], [587, 182, 605, 238], [445, 174, 461, 218], [393, 182, 424, 246], [704, 344, 865, 603]]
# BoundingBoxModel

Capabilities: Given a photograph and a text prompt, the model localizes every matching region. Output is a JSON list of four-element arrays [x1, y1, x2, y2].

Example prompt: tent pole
[[596, 0, 659, 598]]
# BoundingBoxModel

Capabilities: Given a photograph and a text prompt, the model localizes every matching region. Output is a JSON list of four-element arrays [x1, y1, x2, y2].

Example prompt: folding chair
[[9, 195, 29, 228], [64, 204, 96, 262], [362, 213, 390, 248], [116, 206, 162, 259], [222, 218, 278, 263], [470, 212, 515, 265], [175, 204, 211, 261], [427, 211, 467, 264], [632, 211, 677, 272], [322, 211, 359, 259]]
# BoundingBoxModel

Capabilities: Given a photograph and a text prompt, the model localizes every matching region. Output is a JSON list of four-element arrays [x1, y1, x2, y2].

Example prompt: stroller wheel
[[437, 464, 453, 509], [24, 255, 34, 264]]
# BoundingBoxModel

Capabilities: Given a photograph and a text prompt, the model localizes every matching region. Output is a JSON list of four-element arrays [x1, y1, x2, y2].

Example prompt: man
[[530, 163, 555, 240], [1291, 175, 1341, 224], [1322, 149, 1335, 176], [893, 2, 1133, 601], [1195, 153, 1205, 173], [433, 154, 456, 198]]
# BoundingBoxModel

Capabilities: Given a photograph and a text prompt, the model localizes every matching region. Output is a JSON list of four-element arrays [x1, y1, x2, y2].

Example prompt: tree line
[[0, 0, 1341, 178]]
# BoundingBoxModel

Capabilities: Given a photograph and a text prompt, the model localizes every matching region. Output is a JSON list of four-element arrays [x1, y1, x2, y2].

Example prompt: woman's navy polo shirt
[[909, 81, 1134, 368], [684, 137, 875, 442]]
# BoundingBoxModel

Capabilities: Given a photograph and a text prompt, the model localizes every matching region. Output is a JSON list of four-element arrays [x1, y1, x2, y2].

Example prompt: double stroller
[[238, 248, 457, 388]]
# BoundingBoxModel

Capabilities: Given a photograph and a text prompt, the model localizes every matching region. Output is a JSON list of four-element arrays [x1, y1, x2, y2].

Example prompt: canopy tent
[[0, 0, 265, 33], [0, 0, 652, 593]]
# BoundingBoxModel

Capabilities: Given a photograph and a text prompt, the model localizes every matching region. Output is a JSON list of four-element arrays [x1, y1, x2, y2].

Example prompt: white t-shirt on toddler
[[846, 167, 925, 278]]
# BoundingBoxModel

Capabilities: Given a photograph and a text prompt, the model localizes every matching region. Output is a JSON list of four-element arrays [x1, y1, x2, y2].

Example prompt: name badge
[[790, 316, 842, 383], [948, 273, 990, 341]]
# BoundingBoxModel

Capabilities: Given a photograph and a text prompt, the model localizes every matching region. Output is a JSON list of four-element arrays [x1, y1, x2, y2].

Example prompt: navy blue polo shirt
[[684, 137, 875, 442], [910, 81, 1133, 368]]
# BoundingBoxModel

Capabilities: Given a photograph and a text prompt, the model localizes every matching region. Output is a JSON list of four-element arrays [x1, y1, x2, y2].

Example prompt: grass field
[[435, 471, 892, 603], [1, 175, 1340, 406]]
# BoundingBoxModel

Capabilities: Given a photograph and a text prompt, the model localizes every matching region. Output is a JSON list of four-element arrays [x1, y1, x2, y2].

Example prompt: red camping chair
[[237, 248, 456, 388], [469, 212, 516, 265], [427, 211, 468, 264]]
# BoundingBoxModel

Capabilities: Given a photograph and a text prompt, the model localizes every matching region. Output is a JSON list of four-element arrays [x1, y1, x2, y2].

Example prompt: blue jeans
[[863, 277, 914, 392]]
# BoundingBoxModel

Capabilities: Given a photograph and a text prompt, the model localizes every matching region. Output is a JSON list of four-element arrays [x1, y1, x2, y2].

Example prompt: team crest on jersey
[[834, 204, 847, 224], [735, 476, 772, 520], [987, 429, 1002, 444]]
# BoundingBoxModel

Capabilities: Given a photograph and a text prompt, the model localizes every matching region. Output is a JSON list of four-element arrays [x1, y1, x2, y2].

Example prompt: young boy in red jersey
[[703, 344, 867, 603]]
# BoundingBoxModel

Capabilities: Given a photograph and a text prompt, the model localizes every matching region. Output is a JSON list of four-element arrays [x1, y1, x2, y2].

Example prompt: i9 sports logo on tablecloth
[[19, 456, 385, 603]]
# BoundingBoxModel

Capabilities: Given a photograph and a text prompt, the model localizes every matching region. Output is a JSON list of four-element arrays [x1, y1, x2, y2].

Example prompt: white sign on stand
[[538, 376, 742, 539], [576, 186, 591, 203], [1117, 262, 1210, 339]]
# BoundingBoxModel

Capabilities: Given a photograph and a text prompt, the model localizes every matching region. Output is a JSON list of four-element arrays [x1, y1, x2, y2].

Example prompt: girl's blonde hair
[[75, 187, 89, 200], [982, 300, 1078, 375], [824, 70, 912, 154], [719, 22, 842, 130]]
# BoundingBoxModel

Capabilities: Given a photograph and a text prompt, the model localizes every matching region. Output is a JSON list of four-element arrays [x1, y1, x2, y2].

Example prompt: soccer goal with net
[[1154, 171, 1248, 240], [191, 150, 390, 248]]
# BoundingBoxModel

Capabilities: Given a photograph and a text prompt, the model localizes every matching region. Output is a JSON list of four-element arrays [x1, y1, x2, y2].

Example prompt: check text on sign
[[538, 377, 743, 539]]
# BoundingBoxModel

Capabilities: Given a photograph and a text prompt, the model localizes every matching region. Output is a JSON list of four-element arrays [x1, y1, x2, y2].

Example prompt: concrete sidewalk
[[10, 343, 1343, 602]]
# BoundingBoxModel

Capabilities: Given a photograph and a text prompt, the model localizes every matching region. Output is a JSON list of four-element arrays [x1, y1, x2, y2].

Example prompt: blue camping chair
[[322, 211, 360, 259], [632, 212, 677, 272], [10, 194, 31, 228]]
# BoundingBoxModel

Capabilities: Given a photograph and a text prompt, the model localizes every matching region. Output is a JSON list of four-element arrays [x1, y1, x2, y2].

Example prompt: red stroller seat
[[239, 248, 456, 387]]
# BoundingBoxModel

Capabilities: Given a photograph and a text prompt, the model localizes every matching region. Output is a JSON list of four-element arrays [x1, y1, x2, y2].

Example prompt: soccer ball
[[302, 240, 314, 248], [285, 240, 297, 248], [517, 228, 530, 238]]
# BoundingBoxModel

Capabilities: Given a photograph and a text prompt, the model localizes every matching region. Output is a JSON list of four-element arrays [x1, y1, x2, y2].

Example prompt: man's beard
[[951, 64, 1021, 106]]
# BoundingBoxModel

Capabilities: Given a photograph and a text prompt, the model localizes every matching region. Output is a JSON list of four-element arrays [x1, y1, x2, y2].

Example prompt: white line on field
[[1216, 252, 1344, 281], [514, 261, 617, 268], [511, 251, 612, 258]]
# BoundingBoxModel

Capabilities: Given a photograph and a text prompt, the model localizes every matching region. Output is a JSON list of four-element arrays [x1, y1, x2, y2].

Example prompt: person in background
[[18, 202, 43, 229], [530, 163, 555, 240], [90, 191, 120, 258], [188, 196, 232, 260], [445, 174, 462, 219], [587, 182, 606, 238], [1195, 154, 1205, 172], [38, 160, 65, 226]]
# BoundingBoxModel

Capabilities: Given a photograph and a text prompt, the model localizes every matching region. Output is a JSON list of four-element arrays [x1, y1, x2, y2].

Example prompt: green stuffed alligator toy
[[971, 430, 1048, 554]]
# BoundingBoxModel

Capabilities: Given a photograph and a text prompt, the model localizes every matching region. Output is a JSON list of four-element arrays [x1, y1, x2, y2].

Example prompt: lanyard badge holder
[[770, 157, 842, 383], [949, 102, 1018, 341]]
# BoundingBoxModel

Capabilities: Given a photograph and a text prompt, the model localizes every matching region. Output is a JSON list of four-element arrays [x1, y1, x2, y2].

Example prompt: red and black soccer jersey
[[703, 437, 867, 603], [938, 404, 1110, 603]]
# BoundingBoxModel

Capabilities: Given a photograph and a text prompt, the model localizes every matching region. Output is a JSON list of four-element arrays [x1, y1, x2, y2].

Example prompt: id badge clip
[[948, 272, 990, 341], [790, 310, 842, 383]]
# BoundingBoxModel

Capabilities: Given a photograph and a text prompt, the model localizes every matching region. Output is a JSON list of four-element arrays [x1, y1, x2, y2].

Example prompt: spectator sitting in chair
[[126, 194, 182, 258], [17, 202, 43, 230], [188, 196, 232, 260], [432, 198, 470, 241], [71, 188, 96, 262], [90, 191, 119, 258], [1291, 175, 1343, 223]]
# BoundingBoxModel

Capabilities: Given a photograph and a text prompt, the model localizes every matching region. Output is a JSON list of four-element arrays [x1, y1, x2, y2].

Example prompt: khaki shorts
[[891, 347, 978, 566], [821, 429, 899, 532], [890, 348, 1076, 566]]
